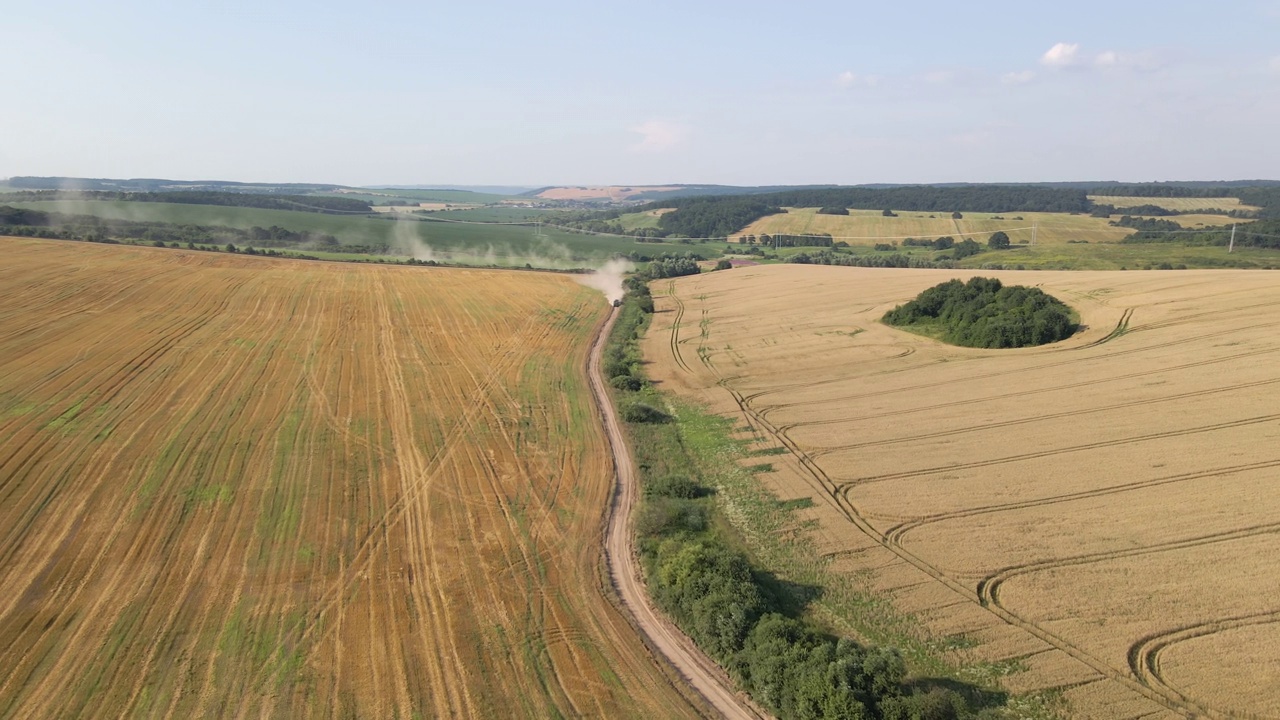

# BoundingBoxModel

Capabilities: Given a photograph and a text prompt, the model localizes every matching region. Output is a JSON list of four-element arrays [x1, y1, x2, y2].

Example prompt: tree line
[[0, 205, 365, 251], [883, 278, 1077, 348], [741, 233, 835, 248], [792, 250, 953, 269], [0, 190, 371, 214]]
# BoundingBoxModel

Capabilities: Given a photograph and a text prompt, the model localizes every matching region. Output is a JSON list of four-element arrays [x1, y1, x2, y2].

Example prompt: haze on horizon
[[4, 0, 1279, 187]]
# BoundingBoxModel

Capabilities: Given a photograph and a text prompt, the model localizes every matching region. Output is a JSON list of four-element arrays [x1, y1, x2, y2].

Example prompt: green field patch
[[776, 497, 815, 511], [181, 483, 234, 508], [43, 398, 86, 432], [0, 392, 42, 420]]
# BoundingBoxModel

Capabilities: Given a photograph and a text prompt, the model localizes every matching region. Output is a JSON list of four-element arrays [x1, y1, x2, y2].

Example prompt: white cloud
[[1271, 56, 1280, 74], [922, 70, 955, 85], [1002, 70, 1035, 85], [1094, 50, 1163, 71], [835, 70, 879, 88], [1095, 50, 1119, 68], [629, 119, 688, 153], [1041, 42, 1080, 67]]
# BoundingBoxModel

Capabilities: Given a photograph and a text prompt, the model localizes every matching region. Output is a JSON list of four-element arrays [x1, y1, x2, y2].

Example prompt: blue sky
[[3, 0, 1278, 186]]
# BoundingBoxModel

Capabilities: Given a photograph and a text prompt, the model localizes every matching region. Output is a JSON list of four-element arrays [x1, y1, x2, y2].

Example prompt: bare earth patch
[[535, 185, 682, 201]]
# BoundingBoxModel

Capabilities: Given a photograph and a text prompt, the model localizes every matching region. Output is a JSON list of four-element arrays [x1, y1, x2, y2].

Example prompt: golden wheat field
[[644, 264, 1280, 719], [0, 238, 698, 719], [733, 207, 1247, 246], [1088, 196, 1261, 213]]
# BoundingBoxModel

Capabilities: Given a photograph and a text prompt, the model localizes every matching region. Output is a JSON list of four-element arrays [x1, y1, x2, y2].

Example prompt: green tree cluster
[[655, 197, 785, 238], [953, 239, 983, 259], [883, 277, 1077, 348], [1111, 216, 1181, 232], [642, 253, 701, 279], [792, 251, 953, 269]]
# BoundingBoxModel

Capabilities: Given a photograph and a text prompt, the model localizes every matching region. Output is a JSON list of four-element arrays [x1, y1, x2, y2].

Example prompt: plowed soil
[[0, 238, 698, 719], [643, 264, 1280, 719]]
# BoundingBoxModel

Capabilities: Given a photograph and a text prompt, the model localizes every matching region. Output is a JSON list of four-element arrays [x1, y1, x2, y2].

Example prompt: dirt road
[[588, 307, 767, 720]]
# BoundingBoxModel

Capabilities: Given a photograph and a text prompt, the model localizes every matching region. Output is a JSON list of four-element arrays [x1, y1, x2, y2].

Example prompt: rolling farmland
[[0, 238, 699, 719], [733, 207, 1245, 246], [0, 199, 694, 262], [644, 264, 1280, 718], [1088, 195, 1261, 213]]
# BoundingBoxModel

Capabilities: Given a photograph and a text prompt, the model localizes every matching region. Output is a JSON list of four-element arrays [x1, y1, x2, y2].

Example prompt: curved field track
[[0, 238, 700, 719], [644, 264, 1280, 719]]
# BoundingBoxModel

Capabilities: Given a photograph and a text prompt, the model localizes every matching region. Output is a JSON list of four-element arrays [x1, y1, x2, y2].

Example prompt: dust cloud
[[576, 258, 634, 304]]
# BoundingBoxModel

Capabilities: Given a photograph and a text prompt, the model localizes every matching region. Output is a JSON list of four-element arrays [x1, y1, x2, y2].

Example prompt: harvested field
[[0, 238, 698, 719], [643, 264, 1280, 718], [733, 207, 1246, 246]]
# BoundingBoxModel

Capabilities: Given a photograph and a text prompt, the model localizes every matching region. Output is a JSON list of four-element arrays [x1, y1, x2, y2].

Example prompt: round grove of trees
[[883, 277, 1078, 348]]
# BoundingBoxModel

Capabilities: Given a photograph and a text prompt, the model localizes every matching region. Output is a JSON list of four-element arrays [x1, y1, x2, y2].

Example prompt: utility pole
[[1229, 224, 1236, 253], [1032, 221, 1038, 246]]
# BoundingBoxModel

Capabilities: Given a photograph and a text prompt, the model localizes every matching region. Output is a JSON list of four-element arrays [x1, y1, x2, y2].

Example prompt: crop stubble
[[0, 238, 697, 719], [644, 264, 1280, 718]]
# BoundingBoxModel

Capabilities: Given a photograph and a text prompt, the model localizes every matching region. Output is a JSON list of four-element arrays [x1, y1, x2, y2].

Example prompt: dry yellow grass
[[1158, 213, 1248, 228], [734, 207, 1245, 246], [734, 208, 1129, 245], [643, 264, 1280, 718], [1089, 195, 1261, 213], [0, 238, 698, 719]]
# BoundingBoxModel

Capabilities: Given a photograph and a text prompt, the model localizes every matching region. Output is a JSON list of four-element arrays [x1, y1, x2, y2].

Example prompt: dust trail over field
[[0, 238, 697, 719], [645, 264, 1280, 718], [390, 215, 605, 270], [576, 258, 635, 304]]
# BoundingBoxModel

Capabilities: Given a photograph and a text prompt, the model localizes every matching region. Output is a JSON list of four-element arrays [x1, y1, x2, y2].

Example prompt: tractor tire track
[[977, 525, 1280, 604], [666, 281, 694, 374], [773, 345, 1279, 432], [883, 458, 1280, 544], [829, 412, 1280, 488], [1127, 611, 1280, 719], [799, 375, 1280, 452]]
